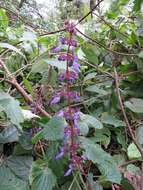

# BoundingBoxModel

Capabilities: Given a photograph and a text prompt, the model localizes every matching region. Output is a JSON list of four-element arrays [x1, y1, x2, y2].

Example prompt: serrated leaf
[[82, 45, 99, 64], [80, 113, 103, 129], [0, 125, 19, 143], [101, 113, 125, 127], [88, 173, 103, 190], [85, 85, 108, 95], [31, 60, 49, 73], [32, 117, 66, 143], [90, 128, 111, 147], [6, 156, 33, 181], [0, 92, 24, 128], [136, 126, 143, 144], [78, 121, 89, 135], [30, 160, 56, 190], [127, 164, 141, 175], [81, 138, 121, 184], [0, 165, 29, 190], [42, 117, 66, 141], [84, 72, 97, 81], [44, 59, 68, 70], [127, 143, 141, 160], [125, 98, 143, 113]]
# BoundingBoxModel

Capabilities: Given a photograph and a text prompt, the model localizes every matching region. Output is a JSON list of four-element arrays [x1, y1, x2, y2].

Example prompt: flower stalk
[[50, 21, 83, 176]]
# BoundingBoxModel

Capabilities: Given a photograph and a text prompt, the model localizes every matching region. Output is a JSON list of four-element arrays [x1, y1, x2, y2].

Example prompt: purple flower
[[64, 127, 71, 138], [70, 40, 77, 47], [64, 164, 73, 176], [58, 54, 67, 61], [59, 72, 78, 83], [59, 37, 66, 44], [57, 110, 64, 117], [50, 95, 61, 105], [74, 93, 80, 102], [72, 57, 80, 73], [69, 46, 75, 54], [55, 147, 64, 160], [74, 111, 80, 120], [73, 111, 80, 135], [59, 73, 65, 82], [52, 46, 62, 53]]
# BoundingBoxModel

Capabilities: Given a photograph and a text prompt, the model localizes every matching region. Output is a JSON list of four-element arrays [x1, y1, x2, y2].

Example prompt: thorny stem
[[113, 65, 143, 158], [0, 59, 51, 118], [113, 64, 143, 190]]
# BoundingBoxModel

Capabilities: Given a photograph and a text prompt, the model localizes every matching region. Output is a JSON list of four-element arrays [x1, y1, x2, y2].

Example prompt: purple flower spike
[[55, 147, 64, 160], [64, 164, 73, 176], [50, 96, 61, 105]]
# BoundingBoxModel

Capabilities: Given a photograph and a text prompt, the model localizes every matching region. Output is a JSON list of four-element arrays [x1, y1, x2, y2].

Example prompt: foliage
[[0, 0, 143, 189]]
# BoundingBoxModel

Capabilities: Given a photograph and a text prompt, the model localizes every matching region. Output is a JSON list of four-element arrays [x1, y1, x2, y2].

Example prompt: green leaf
[[121, 179, 134, 190], [6, 156, 33, 181], [138, 51, 143, 59], [31, 58, 70, 74], [30, 160, 56, 190], [125, 98, 143, 113], [0, 43, 25, 58], [78, 121, 89, 136], [101, 113, 126, 127], [23, 79, 33, 94], [42, 117, 66, 141], [0, 124, 19, 143], [31, 59, 49, 73], [80, 113, 103, 129], [85, 85, 108, 95], [44, 59, 68, 70], [32, 117, 66, 143], [88, 173, 103, 190], [84, 72, 97, 82], [19, 131, 33, 150], [0, 92, 24, 128], [127, 164, 141, 175], [136, 126, 143, 144], [82, 45, 99, 64], [81, 138, 121, 184], [90, 128, 111, 147], [127, 143, 141, 160], [133, 0, 142, 12], [0, 9, 9, 29], [0, 165, 29, 190]]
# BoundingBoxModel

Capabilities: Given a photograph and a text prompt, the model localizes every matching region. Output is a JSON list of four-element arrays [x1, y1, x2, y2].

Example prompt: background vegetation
[[0, 0, 143, 189]]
